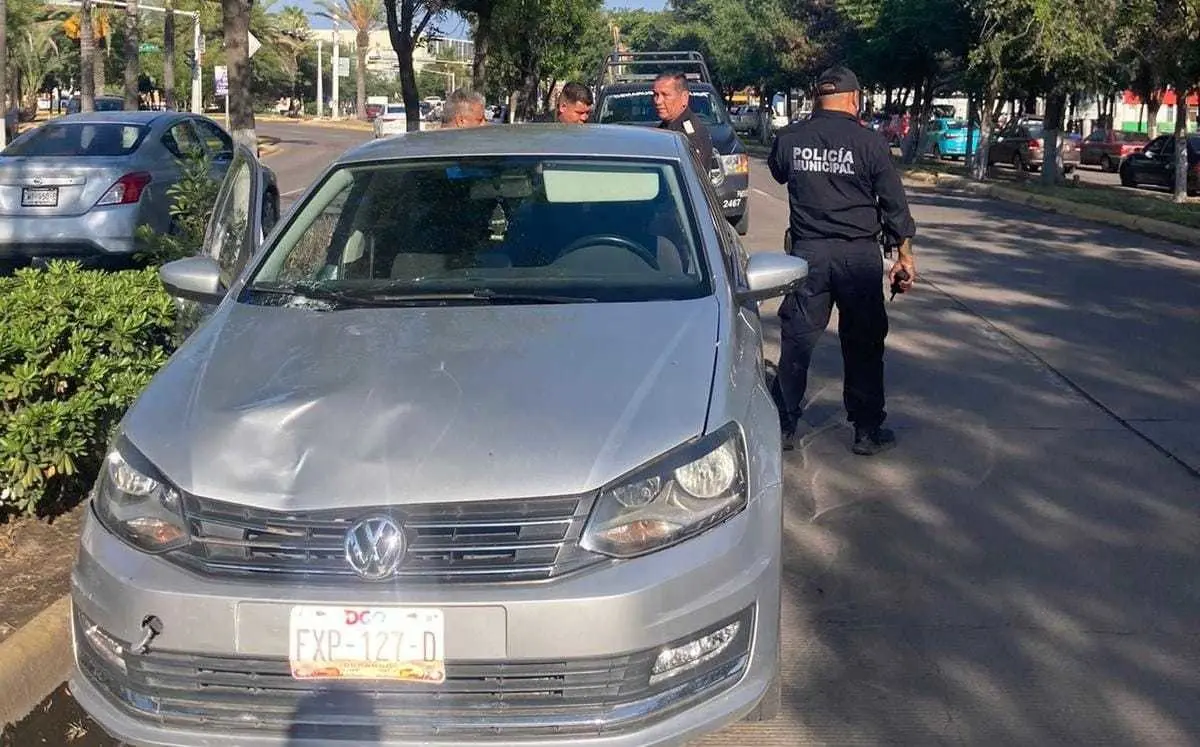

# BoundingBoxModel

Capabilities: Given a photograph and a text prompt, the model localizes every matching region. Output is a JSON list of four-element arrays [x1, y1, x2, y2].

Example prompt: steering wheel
[[558, 233, 658, 269]]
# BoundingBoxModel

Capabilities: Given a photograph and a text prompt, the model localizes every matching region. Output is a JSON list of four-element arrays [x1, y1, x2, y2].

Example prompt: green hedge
[[0, 262, 177, 517]]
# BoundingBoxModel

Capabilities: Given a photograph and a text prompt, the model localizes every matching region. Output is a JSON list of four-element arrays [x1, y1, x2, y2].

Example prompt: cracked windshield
[[0, 0, 1197, 744]]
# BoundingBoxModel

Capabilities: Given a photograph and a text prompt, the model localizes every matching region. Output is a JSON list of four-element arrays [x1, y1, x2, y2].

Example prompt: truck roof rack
[[596, 50, 713, 88]]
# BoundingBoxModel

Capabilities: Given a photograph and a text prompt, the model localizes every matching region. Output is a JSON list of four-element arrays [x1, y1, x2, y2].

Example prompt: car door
[[991, 123, 1014, 162], [1133, 136, 1169, 184], [189, 117, 236, 183], [152, 118, 205, 229], [1081, 130, 1105, 165], [201, 144, 267, 289]]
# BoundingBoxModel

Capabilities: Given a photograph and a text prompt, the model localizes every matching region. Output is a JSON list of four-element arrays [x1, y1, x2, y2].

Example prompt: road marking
[[281, 187, 307, 197], [753, 188, 787, 203]]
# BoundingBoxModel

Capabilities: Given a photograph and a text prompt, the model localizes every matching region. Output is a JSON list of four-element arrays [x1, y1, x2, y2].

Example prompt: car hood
[[709, 124, 743, 155], [124, 298, 720, 511]]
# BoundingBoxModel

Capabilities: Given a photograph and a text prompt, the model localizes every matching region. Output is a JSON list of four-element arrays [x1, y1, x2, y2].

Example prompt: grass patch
[[1008, 181, 1200, 229]]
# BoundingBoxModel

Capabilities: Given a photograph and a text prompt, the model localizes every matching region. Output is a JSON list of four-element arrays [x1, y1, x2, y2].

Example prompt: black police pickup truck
[[593, 51, 751, 235]]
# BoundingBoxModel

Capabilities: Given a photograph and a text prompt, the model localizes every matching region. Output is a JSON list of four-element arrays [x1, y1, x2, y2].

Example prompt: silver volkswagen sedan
[[0, 111, 279, 270], [69, 124, 808, 747]]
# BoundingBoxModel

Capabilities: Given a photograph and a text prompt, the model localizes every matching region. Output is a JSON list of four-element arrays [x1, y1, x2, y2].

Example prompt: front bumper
[[0, 207, 142, 269], [70, 484, 782, 747]]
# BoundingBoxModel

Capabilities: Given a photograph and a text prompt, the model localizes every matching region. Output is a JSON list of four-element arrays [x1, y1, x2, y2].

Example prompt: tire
[[1120, 164, 1136, 188], [743, 665, 782, 722], [733, 210, 750, 236], [1064, 164, 1075, 174], [1101, 155, 1115, 173], [1012, 152, 1025, 172]]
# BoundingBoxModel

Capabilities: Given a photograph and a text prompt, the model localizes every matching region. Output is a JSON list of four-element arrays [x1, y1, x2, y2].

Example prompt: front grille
[[79, 644, 661, 738], [171, 495, 601, 583]]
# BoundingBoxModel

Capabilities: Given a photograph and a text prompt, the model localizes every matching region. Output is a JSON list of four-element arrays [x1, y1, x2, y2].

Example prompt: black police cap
[[815, 66, 860, 96]]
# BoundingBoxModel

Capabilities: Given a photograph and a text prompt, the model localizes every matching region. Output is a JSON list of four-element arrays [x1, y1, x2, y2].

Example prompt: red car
[[1080, 128, 1150, 172]]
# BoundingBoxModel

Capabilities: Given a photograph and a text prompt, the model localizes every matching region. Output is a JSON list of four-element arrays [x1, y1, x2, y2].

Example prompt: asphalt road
[[16, 122, 1199, 746]]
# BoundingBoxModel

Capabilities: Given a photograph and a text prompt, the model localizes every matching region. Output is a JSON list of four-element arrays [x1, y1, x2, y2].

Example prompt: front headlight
[[581, 424, 747, 559], [721, 153, 750, 176], [92, 441, 189, 553]]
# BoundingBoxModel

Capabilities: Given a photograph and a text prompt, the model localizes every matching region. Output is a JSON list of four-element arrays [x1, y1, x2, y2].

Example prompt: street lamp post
[[331, 22, 340, 120], [317, 39, 324, 118]]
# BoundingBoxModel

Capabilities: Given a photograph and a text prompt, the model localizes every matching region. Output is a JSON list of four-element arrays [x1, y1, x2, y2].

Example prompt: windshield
[[3, 122, 148, 157], [598, 90, 729, 127], [248, 156, 710, 305]]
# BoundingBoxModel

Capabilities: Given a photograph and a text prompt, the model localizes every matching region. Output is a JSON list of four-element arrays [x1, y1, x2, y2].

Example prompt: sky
[[298, 0, 667, 36]]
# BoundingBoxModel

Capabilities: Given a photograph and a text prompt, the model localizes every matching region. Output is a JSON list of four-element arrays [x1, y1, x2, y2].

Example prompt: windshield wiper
[[248, 285, 596, 307]]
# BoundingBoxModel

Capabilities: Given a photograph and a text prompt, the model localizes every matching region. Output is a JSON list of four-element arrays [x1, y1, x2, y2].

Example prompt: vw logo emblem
[[344, 516, 406, 580]]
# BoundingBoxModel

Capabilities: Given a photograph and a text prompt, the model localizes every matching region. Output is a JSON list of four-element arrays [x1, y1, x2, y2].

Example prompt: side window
[[162, 121, 202, 158], [1160, 137, 1176, 157], [1145, 136, 1167, 155], [191, 119, 234, 159], [1085, 130, 1105, 143]]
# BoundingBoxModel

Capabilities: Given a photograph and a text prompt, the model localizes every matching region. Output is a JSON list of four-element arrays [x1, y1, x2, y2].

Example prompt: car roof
[[598, 81, 720, 96], [46, 110, 183, 126], [340, 123, 689, 163]]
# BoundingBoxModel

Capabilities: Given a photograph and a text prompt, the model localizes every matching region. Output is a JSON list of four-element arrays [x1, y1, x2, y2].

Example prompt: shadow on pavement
[[701, 188, 1199, 744]]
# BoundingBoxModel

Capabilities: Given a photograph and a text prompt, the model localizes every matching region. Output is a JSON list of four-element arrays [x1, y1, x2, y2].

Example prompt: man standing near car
[[554, 82, 594, 124], [442, 89, 487, 128], [768, 65, 917, 456], [653, 71, 717, 175]]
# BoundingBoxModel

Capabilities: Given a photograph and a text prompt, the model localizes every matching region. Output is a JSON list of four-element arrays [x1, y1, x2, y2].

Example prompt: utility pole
[[331, 21, 340, 120], [317, 38, 324, 118]]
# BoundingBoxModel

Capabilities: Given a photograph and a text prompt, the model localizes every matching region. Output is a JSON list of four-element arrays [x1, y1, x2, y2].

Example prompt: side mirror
[[159, 256, 226, 305], [737, 253, 809, 303]]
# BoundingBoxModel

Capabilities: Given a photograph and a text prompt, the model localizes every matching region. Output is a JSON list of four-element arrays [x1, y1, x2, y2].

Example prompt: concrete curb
[[905, 170, 1200, 249], [0, 595, 71, 727]]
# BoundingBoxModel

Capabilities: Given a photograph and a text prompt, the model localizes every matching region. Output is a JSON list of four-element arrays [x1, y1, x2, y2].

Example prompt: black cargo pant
[[776, 237, 888, 432]]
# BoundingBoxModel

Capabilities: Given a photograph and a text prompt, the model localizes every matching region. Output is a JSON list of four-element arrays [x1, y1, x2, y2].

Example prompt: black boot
[[852, 425, 896, 456]]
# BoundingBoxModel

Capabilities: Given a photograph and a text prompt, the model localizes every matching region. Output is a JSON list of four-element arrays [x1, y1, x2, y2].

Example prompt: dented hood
[[122, 298, 720, 511]]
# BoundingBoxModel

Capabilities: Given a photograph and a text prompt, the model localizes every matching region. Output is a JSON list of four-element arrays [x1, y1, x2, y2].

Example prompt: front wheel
[[1120, 164, 1137, 188], [1101, 155, 1116, 173]]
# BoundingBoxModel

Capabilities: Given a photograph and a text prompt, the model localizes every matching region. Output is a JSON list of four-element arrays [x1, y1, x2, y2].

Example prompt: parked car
[[920, 117, 982, 160], [0, 110, 279, 271], [68, 123, 800, 747], [729, 105, 762, 136], [373, 102, 409, 138], [987, 117, 1079, 172], [65, 95, 128, 114], [595, 51, 751, 235], [1119, 134, 1200, 195], [1080, 128, 1150, 172]]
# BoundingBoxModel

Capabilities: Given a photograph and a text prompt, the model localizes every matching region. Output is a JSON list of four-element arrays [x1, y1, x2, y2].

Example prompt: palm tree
[[163, 0, 175, 109], [124, 0, 141, 110], [273, 7, 311, 107], [317, 0, 383, 119], [0, 0, 7, 147]]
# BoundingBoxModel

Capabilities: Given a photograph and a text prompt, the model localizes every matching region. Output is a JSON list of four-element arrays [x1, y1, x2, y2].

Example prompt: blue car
[[921, 117, 983, 159]]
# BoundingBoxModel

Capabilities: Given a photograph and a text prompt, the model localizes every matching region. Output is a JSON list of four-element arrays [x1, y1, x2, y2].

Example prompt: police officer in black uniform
[[653, 71, 718, 175], [768, 65, 917, 456]]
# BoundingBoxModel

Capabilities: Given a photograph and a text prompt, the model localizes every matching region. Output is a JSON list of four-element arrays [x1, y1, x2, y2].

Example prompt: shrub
[[0, 262, 176, 517], [134, 150, 221, 266]]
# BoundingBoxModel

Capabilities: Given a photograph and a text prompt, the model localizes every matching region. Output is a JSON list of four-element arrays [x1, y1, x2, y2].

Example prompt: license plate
[[289, 605, 445, 682], [21, 187, 58, 207]]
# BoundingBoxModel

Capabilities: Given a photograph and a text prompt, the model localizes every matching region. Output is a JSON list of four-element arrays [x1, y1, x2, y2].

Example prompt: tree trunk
[[222, 0, 256, 150], [1041, 91, 1067, 185], [471, 6, 492, 91], [1172, 87, 1191, 203], [542, 79, 558, 113], [355, 27, 368, 119], [80, 0, 95, 111], [163, 0, 175, 110], [95, 33, 106, 96], [124, 0, 140, 110], [384, 0, 424, 133], [517, 59, 540, 121], [0, 0, 7, 147], [1146, 98, 1161, 139], [971, 81, 998, 182]]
